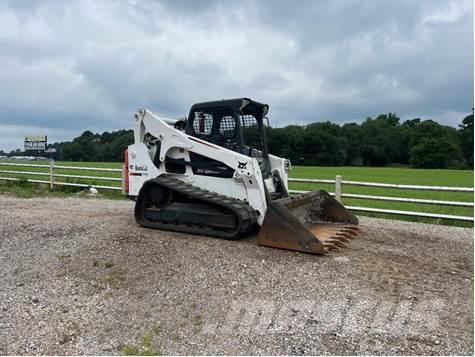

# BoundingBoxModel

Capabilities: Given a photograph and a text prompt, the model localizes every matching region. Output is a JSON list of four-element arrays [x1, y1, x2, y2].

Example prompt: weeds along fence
[[0, 161, 473, 222]]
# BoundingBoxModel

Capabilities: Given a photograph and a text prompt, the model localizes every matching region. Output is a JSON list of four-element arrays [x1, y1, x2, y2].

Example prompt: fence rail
[[289, 177, 474, 192], [0, 162, 122, 172], [289, 175, 473, 221], [287, 189, 473, 207], [0, 161, 123, 192], [0, 162, 473, 222], [344, 206, 473, 222]]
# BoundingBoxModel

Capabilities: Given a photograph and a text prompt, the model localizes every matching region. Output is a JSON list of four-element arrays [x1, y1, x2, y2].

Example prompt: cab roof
[[189, 98, 269, 118]]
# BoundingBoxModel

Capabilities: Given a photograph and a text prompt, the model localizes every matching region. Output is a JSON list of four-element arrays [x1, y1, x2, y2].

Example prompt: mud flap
[[257, 190, 359, 254]]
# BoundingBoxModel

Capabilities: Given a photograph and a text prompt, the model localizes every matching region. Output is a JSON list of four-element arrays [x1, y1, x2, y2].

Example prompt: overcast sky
[[0, 0, 473, 151]]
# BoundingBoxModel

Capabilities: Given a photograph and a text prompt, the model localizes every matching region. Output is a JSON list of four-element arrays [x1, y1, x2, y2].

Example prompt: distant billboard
[[24, 135, 47, 151]]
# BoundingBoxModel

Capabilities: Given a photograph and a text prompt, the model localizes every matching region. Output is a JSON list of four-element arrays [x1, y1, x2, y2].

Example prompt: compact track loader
[[126, 98, 359, 253]]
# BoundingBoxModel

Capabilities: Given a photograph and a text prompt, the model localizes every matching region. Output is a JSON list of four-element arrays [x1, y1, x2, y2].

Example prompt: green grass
[[0, 160, 473, 227], [192, 314, 204, 334], [121, 327, 162, 356], [290, 166, 473, 186]]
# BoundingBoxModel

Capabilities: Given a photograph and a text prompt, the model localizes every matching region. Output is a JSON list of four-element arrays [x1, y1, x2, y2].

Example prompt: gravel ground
[[0, 195, 473, 355]]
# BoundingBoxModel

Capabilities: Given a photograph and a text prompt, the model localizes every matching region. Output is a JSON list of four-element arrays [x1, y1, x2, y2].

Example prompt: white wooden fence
[[0, 162, 473, 222], [0, 161, 124, 192], [289, 176, 474, 222]]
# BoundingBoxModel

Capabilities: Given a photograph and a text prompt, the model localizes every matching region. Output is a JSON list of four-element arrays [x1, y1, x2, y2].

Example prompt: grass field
[[0, 160, 473, 226]]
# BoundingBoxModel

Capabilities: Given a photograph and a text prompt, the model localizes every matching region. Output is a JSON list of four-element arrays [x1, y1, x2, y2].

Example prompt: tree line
[[5, 113, 473, 169], [49, 129, 134, 162], [267, 113, 473, 169]]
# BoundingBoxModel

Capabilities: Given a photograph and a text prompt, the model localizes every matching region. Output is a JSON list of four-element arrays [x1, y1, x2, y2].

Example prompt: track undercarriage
[[135, 176, 359, 254], [135, 175, 258, 240]]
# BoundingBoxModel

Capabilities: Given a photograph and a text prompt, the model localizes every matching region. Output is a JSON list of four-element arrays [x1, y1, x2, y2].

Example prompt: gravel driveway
[[0, 195, 473, 355]]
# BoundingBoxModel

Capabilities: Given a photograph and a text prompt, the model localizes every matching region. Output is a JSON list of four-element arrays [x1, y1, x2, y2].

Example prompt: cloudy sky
[[0, 0, 473, 151]]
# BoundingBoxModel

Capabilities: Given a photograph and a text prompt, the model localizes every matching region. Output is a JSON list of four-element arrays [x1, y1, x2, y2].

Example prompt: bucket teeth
[[332, 235, 351, 244], [323, 238, 347, 248], [323, 243, 340, 251], [336, 232, 357, 240], [310, 223, 359, 252]]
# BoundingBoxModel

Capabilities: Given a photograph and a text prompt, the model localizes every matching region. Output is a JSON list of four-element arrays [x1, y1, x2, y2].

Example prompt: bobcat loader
[[125, 98, 359, 253]]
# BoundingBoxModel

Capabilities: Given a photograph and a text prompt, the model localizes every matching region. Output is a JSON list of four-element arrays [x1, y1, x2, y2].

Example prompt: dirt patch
[[0, 196, 473, 355]]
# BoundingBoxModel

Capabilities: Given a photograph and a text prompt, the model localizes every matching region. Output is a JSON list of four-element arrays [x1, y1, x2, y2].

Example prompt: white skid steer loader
[[125, 98, 359, 253]]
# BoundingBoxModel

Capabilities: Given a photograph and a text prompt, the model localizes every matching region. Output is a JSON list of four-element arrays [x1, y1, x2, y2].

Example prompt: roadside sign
[[24, 135, 47, 151]]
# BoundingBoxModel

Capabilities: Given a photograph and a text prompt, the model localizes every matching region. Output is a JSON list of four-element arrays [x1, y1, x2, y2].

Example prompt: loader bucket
[[257, 190, 359, 254]]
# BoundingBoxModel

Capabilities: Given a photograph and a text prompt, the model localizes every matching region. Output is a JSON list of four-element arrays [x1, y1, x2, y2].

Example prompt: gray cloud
[[0, 0, 472, 150]]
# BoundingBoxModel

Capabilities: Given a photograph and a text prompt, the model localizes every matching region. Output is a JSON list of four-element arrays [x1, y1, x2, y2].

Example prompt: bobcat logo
[[238, 161, 248, 169]]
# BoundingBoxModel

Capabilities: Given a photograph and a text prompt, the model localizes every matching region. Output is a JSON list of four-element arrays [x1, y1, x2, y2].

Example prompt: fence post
[[121, 164, 126, 195], [49, 160, 55, 189], [335, 175, 342, 203]]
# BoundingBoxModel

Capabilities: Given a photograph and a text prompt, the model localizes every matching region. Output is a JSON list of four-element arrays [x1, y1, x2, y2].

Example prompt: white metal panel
[[191, 175, 248, 201], [127, 142, 160, 196], [268, 153, 290, 189]]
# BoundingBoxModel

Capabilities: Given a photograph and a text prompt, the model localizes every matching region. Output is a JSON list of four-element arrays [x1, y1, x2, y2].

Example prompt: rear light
[[124, 149, 129, 194]]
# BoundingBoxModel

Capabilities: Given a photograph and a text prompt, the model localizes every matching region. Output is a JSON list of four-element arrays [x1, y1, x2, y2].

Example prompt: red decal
[[124, 149, 129, 193]]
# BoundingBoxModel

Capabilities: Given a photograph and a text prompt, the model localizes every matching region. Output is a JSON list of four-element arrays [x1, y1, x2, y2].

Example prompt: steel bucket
[[257, 190, 359, 254]]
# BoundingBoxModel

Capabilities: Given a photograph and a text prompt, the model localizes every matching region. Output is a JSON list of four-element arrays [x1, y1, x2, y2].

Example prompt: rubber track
[[135, 175, 258, 240]]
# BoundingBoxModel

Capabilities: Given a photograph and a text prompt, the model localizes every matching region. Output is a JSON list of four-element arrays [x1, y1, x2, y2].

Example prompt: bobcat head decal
[[238, 161, 248, 169]]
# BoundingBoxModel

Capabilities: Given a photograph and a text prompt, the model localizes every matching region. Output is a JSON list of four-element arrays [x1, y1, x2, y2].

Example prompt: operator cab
[[185, 98, 271, 178]]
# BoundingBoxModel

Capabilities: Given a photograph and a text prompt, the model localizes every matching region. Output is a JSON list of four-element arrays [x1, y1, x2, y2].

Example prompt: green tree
[[409, 137, 465, 169], [407, 119, 465, 169], [458, 114, 474, 168], [303, 122, 346, 165], [55, 129, 133, 162], [354, 113, 404, 166]]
